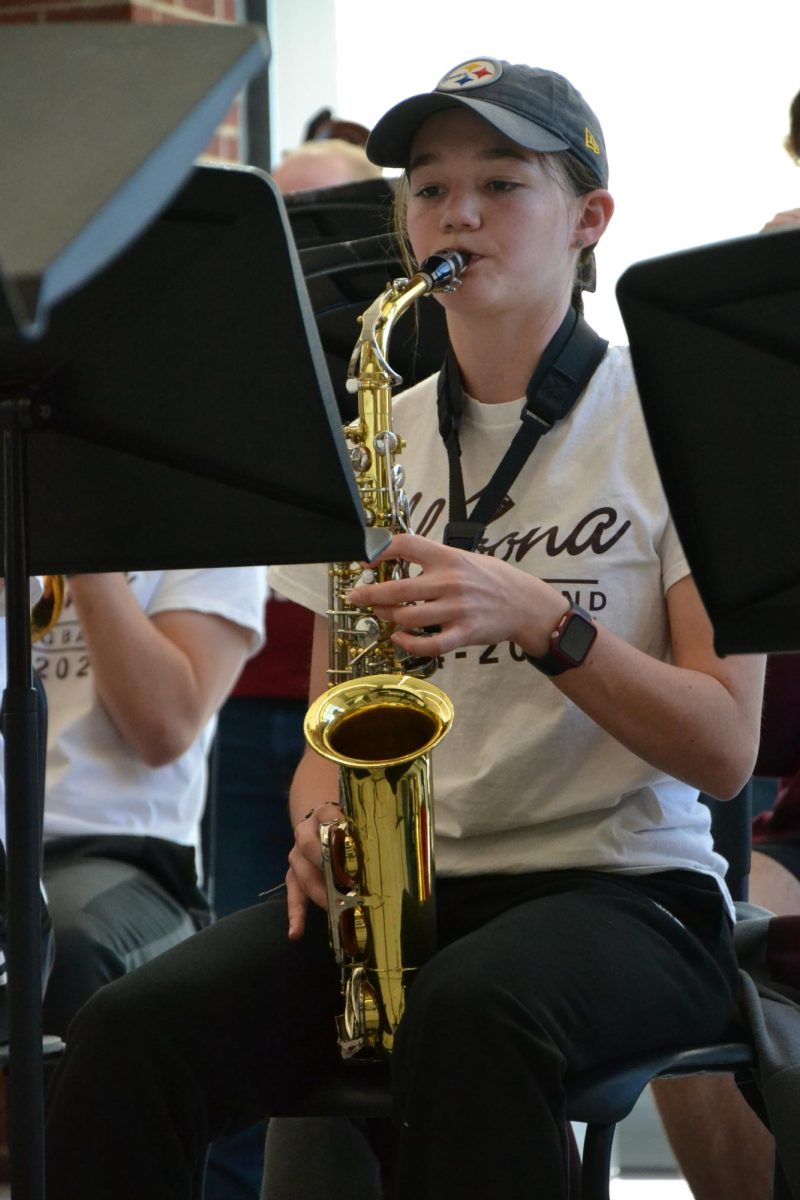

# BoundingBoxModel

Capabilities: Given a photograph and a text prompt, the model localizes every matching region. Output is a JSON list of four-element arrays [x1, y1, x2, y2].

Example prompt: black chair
[[263, 786, 758, 1200], [199, 735, 219, 917]]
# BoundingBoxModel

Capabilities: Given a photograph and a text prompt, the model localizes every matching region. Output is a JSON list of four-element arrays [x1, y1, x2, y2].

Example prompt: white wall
[[267, 0, 338, 167], [265, 1, 799, 343], [331, 0, 799, 345]]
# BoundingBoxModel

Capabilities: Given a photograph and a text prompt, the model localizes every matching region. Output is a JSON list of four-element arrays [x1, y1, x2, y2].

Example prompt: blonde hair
[[272, 139, 383, 190]]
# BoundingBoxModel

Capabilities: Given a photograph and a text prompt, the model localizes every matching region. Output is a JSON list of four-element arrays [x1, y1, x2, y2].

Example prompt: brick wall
[[0, 0, 244, 162]]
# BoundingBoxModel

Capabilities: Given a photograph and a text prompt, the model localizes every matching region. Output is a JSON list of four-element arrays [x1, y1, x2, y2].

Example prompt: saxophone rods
[[304, 251, 468, 1059]]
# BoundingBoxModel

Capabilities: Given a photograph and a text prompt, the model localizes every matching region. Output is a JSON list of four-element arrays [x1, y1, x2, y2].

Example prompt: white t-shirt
[[271, 347, 732, 910], [0, 566, 267, 852]]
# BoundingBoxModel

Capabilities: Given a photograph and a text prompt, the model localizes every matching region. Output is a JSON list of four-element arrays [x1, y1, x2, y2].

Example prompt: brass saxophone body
[[304, 251, 467, 1059], [31, 575, 65, 643]]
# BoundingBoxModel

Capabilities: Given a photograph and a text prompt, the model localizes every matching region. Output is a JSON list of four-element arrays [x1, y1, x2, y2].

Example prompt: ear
[[575, 189, 614, 248]]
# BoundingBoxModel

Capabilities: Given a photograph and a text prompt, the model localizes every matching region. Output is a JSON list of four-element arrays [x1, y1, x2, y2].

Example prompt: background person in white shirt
[[0, 566, 265, 1040]]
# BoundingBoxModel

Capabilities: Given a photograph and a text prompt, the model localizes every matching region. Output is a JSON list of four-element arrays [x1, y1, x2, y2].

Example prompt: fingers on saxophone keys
[[347, 579, 415, 607]]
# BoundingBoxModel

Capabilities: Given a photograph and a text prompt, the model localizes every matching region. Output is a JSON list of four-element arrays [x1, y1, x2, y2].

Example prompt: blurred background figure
[[302, 106, 371, 147], [271, 137, 382, 192], [650, 88, 800, 1200], [203, 114, 381, 1200], [0, 566, 265, 1180]]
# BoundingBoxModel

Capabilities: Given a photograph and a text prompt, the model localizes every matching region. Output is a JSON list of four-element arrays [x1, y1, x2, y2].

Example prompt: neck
[[445, 303, 573, 404]]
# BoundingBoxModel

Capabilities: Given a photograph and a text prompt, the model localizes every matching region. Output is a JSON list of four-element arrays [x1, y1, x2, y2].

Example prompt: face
[[405, 108, 585, 322]]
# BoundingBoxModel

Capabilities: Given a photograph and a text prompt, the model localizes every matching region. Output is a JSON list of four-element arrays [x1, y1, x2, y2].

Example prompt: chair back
[[199, 736, 218, 912]]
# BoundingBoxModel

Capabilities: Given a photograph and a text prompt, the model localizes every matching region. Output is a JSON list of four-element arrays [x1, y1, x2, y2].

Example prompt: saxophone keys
[[329, 826, 360, 890], [339, 967, 381, 1058], [353, 615, 381, 645], [373, 431, 397, 453], [339, 904, 370, 959], [349, 445, 371, 473]]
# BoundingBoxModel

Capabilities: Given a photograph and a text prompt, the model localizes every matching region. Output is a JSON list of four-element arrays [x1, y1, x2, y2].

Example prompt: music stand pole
[[1, 390, 46, 1200]]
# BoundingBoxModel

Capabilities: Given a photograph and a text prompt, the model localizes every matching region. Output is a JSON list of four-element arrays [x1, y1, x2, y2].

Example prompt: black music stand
[[279, 179, 449, 414], [616, 225, 800, 656], [1, 23, 269, 339], [1, 33, 383, 1199]]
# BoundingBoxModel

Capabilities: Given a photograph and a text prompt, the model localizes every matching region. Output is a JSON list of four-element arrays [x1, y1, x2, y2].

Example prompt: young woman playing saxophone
[[44, 59, 764, 1200]]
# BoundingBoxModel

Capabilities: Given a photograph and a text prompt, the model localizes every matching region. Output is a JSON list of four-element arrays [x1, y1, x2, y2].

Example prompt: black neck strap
[[436, 309, 608, 551]]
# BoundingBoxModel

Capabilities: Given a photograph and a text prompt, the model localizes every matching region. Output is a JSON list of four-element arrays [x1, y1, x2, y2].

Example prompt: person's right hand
[[762, 207, 800, 232], [286, 801, 342, 940]]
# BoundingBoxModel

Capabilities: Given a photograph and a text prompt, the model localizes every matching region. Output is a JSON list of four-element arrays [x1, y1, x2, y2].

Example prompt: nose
[[440, 187, 480, 231]]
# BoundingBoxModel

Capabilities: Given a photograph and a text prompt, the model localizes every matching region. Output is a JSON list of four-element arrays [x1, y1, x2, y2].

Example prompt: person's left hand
[[346, 533, 568, 658]]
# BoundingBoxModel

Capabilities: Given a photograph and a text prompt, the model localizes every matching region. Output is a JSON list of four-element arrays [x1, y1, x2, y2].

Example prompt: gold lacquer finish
[[305, 675, 453, 1057], [30, 575, 65, 643], [328, 251, 469, 684], [305, 251, 467, 1059]]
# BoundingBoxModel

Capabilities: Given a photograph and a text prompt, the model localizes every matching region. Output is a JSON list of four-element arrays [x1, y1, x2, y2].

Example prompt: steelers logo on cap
[[437, 58, 503, 92]]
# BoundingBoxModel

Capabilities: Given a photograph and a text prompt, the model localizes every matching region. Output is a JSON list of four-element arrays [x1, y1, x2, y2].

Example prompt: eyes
[[487, 179, 520, 193], [411, 178, 522, 200]]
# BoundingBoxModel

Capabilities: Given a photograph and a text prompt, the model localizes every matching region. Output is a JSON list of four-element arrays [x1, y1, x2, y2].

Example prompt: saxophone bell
[[306, 674, 453, 1058]]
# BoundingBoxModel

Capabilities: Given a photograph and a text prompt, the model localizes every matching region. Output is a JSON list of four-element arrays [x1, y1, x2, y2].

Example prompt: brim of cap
[[366, 92, 569, 168]]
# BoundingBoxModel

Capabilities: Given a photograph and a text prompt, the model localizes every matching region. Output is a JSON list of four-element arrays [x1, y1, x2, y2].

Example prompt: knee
[[401, 949, 490, 1035], [397, 945, 554, 1070], [393, 945, 563, 1099], [65, 973, 138, 1054], [43, 919, 124, 1038], [51, 918, 122, 989]]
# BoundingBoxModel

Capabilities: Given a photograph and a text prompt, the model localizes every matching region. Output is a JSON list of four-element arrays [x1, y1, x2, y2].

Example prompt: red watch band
[[525, 604, 597, 676]]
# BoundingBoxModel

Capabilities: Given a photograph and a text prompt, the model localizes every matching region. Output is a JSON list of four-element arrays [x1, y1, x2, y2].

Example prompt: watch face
[[557, 611, 597, 664]]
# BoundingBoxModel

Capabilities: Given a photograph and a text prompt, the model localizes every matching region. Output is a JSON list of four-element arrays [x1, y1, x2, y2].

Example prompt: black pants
[[44, 868, 739, 1200]]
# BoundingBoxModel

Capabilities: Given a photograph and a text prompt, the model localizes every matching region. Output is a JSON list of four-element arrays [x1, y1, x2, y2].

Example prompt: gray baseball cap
[[366, 58, 608, 188]]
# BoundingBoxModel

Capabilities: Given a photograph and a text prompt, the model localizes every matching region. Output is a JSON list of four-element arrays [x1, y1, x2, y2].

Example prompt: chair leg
[[192, 1145, 209, 1200], [580, 1123, 615, 1200], [567, 1122, 583, 1200]]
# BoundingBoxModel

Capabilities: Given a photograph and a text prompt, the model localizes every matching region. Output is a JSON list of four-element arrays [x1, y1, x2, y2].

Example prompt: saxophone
[[31, 576, 66, 643], [304, 250, 468, 1059]]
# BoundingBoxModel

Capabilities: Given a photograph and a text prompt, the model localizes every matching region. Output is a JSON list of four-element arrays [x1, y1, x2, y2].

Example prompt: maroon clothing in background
[[755, 654, 800, 778], [753, 772, 800, 844], [753, 654, 800, 845], [232, 595, 313, 701], [766, 913, 800, 988]]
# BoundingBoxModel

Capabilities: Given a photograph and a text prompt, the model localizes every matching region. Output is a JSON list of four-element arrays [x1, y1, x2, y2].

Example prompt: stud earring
[[574, 237, 585, 249]]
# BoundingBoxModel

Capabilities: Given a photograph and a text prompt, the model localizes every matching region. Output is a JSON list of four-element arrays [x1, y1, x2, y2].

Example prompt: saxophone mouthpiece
[[441, 248, 471, 273], [418, 250, 470, 293]]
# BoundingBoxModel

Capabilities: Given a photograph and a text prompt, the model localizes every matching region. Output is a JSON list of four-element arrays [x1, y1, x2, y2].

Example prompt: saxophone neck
[[346, 250, 470, 393], [346, 275, 428, 392]]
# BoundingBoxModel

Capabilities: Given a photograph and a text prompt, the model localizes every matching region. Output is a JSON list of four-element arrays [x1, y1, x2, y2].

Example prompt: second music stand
[[616, 225, 800, 655]]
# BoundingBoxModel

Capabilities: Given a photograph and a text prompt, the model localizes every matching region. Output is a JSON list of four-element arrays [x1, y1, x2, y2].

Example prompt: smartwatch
[[525, 604, 597, 676]]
